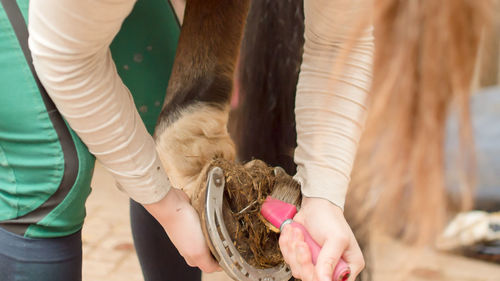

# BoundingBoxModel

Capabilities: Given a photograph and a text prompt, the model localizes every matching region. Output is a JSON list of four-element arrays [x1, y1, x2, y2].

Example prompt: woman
[[0, 0, 203, 280], [25, 0, 370, 280], [5, 0, 487, 281], [0, 0, 365, 280]]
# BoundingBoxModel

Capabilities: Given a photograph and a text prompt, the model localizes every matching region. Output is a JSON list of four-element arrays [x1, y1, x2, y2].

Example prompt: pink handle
[[289, 221, 351, 281]]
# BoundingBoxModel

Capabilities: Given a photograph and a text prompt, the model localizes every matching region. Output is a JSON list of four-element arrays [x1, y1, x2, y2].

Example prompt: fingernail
[[293, 227, 301, 240], [289, 227, 296, 240], [295, 227, 303, 241], [282, 225, 290, 236], [282, 228, 291, 241]]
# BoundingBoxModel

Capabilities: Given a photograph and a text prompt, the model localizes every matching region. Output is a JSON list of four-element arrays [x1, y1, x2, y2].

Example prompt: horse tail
[[348, 0, 494, 244], [232, 0, 304, 176]]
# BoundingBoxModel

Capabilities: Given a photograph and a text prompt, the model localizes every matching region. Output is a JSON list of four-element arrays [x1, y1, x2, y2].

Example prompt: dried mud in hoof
[[194, 158, 296, 268]]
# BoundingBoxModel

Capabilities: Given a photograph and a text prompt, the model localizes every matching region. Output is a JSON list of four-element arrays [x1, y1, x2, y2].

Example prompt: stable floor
[[82, 163, 500, 281]]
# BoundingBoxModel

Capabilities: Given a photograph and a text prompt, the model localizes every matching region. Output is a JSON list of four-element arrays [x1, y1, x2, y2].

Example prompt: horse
[[152, 0, 491, 279], [152, 0, 372, 280]]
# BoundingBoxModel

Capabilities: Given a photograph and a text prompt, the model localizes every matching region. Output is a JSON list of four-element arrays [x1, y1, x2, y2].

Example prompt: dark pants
[[0, 203, 201, 281], [0, 203, 366, 281], [0, 226, 82, 281], [130, 199, 202, 281]]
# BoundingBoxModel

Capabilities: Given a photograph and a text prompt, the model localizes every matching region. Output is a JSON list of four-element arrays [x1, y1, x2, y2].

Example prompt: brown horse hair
[[346, 0, 496, 244], [154, 0, 250, 196], [156, 0, 250, 128]]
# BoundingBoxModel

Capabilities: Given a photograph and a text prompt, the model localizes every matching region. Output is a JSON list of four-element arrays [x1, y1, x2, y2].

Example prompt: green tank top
[[0, 0, 179, 238]]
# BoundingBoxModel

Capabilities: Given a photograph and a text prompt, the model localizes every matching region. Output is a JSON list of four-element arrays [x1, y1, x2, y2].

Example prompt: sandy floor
[[82, 163, 500, 281]]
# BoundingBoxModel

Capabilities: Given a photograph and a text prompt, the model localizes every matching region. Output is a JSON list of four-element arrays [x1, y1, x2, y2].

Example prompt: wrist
[[293, 169, 348, 210], [143, 188, 188, 225], [301, 196, 343, 213]]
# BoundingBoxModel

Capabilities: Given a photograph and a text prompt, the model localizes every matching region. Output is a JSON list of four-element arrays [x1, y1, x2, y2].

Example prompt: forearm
[[29, 0, 171, 204], [294, 0, 374, 209]]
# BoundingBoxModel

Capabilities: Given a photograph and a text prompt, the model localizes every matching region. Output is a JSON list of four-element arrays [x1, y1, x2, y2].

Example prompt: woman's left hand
[[279, 197, 365, 281]]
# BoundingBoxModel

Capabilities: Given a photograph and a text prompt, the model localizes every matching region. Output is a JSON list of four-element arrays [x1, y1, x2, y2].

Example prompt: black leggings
[[0, 202, 201, 281], [130, 199, 202, 281], [0, 226, 82, 281], [0, 201, 202, 281]]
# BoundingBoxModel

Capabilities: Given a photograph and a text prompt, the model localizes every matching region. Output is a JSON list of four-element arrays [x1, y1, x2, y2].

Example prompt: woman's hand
[[143, 188, 221, 273], [279, 197, 364, 281]]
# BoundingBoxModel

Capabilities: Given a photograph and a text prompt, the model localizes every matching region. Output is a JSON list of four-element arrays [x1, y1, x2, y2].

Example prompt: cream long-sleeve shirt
[[28, 0, 373, 207], [294, 0, 373, 209]]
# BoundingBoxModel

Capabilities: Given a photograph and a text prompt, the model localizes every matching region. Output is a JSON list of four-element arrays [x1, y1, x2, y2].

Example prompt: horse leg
[[154, 0, 250, 198]]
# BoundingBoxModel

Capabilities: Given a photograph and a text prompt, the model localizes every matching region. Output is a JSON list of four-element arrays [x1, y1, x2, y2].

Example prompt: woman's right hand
[[143, 188, 221, 273]]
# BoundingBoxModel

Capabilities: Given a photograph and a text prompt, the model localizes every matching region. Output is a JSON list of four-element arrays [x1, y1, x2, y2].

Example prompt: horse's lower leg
[[154, 0, 250, 197]]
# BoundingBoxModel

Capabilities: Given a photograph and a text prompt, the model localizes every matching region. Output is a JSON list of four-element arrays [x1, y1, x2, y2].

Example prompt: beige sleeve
[[294, 0, 374, 209], [28, 0, 171, 204]]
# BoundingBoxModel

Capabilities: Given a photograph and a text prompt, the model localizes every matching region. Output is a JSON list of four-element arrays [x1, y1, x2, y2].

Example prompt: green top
[[0, 0, 180, 237], [111, 0, 180, 134]]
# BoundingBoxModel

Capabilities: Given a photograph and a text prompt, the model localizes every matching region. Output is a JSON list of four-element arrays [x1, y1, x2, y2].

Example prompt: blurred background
[[81, 2, 500, 281]]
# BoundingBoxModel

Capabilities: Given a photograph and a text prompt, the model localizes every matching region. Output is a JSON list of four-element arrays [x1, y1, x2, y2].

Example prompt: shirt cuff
[[294, 163, 349, 210], [114, 156, 171, 204]]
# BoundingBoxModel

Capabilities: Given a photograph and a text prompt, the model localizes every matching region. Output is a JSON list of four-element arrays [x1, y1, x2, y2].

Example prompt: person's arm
[[294, 0, 373, 210], [29, 0, 168, 204], [28, 0, 219, 272], [280, 0, 373, 280]]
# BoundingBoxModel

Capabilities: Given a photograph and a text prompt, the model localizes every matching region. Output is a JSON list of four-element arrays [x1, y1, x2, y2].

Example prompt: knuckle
[[184, 250, 205, 265], [297, 253, 308, 265], [287, 262, 301, 279], [322, 256, 337, 268], [185, 258, 195, 267], [282, 253, 293, 268], [336, 234, 350, 245], [291, 270, 302, 280], [359, 258, 366, 270], [297, 247, 310, 265], [282, 255, 291, 266]]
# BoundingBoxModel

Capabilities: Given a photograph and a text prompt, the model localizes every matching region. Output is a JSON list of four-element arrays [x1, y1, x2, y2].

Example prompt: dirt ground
[[82, 163, 500, 281]]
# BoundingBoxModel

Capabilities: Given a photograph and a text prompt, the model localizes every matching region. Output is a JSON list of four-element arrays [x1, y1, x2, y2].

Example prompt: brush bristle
[[270, 177, 301, 207], [258, 213, 281, 233]]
